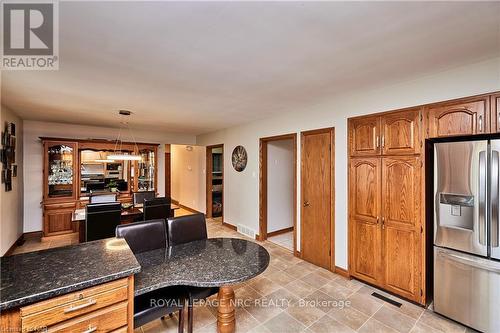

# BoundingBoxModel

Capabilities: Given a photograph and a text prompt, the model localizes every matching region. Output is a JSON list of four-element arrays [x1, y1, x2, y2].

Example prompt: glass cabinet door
[[46, 142, 76, 199], [137, 147, 156, 191]]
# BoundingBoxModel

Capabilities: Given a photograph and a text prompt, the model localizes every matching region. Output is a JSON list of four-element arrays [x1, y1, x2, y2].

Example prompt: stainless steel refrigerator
[[434, 140, 500, 332]]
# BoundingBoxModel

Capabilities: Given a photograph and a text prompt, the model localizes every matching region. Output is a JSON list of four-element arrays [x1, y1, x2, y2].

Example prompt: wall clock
[[232, 145, 247, 172]]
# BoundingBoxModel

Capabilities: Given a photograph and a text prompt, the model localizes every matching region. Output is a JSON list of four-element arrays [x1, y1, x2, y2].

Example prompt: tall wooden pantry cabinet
[[348, 107, 425, 304]]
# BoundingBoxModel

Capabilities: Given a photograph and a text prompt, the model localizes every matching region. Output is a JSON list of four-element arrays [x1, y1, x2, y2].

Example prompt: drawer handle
[[82, 325, 97, 333], [63, 299, 96, 313]]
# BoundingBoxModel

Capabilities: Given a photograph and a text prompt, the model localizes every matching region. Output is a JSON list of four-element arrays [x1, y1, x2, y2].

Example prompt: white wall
[[170, 145, 206, 213], [267, 139, 294, 233], [1, 105, 24, 256], [23, 120, 196, 233], [197, 57, 500, 269]]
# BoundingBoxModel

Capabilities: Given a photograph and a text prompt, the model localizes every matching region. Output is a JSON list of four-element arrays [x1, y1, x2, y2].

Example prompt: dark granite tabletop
[[134, 238, 270, 296], [0, 238, 141, 311]]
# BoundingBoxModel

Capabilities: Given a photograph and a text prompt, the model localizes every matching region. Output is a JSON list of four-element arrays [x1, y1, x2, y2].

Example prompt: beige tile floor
[[136, 220, 469, 333], [267, 231, 293, 251], [9, 211, 470, 333]]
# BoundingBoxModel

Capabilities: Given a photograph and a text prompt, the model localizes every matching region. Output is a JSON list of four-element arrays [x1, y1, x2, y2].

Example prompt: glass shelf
[[137, 148, 156, 191], [47, 143, 74, 198]]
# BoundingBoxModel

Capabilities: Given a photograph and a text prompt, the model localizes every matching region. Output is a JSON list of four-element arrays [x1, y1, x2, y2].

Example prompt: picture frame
[[5, 169, 12, 191], [0, 149, 5, 166], [1, 122, 17, 191]]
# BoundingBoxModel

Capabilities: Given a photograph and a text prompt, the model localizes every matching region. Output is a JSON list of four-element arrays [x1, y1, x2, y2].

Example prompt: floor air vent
[[371, 292, 402, 308], [237, 224, 256, 239]]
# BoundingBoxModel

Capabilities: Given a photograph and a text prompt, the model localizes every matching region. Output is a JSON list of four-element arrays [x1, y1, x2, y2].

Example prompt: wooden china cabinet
[[43, 141, 79, 237], [41, 138, 159, 239]]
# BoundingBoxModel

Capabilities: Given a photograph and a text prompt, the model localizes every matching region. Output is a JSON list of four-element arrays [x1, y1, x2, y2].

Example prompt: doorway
[[165, 144, 171, 198], [301, 128, 335, 270], [206, 144, 224, 222], [259, 134, 297, 254]]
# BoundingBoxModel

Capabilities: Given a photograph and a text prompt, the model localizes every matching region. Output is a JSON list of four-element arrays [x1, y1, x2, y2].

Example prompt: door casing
[[259, 133, 298, 256], [206, 144, 224, 222]]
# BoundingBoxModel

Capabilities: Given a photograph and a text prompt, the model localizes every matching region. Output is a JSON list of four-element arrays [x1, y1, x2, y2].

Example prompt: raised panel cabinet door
[[349, 158, 382, 285], [381, 109, 421, 155], [426, 97, 489, 138], [490, 93, 500, 133], [44, 209, 74, 237], [349, 116, 381, 156], [381, 156, 422, 302]]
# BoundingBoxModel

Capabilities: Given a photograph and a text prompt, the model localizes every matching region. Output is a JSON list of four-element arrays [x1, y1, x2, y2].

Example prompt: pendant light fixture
[[94, 151, 114, 163], [107, 110, 142, 161]]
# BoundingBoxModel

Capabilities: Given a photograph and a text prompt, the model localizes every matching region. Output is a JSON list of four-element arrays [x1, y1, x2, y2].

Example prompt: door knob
[[303, 201, 310, 207]]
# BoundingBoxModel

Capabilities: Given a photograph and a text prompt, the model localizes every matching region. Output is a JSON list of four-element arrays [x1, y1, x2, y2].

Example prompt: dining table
[[72, 204, 180, 242], [71, 204, 181, 222], [134, 237, 270, 333]]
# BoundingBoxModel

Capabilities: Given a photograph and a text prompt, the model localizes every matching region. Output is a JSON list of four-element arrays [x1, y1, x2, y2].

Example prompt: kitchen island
[[0, 238, 140, 332]]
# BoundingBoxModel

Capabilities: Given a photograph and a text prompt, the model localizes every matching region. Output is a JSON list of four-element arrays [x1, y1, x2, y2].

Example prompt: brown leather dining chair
[[116, 219, 188, 332], [143, 197, 171, 221], [85, 202, 121, 242], [167, 213, 219, 333], [132, 190, 156, 207]]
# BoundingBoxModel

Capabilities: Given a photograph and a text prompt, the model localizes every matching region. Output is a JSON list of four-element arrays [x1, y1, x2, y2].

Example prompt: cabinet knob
[[303, 201, 310, 207]]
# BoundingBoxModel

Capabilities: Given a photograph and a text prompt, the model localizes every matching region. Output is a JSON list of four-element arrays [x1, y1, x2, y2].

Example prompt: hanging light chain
[[108, 110, 142, 161]]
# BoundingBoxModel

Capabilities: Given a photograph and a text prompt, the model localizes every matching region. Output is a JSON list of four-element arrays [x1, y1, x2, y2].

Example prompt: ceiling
[[2, 1, 500, 135]]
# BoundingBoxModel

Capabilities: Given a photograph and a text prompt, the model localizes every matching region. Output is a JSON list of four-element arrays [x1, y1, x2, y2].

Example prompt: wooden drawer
[[44, 202, 77, 210], [21, 279, 128, 330], [110, 327, 128, 333], [47, 302, 127, 333]]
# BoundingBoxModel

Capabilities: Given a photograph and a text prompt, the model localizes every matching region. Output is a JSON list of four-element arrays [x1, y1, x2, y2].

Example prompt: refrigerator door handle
[[479, 150, 487, 246], [492, 150, 499, 248], [437, 249, 500, 273]]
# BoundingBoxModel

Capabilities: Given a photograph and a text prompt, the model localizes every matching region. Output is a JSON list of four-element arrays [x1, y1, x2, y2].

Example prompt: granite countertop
[[134, 237, 270, 296], [0, 238, 141, 311]]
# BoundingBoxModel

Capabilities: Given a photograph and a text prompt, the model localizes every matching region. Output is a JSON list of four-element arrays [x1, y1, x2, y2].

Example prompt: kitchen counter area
[[0, 238, 140, 332]]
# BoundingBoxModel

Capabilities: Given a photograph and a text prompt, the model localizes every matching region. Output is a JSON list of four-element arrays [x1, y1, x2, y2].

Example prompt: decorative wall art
[[231, 145, 248, 172], [1, 121, 16, 191]]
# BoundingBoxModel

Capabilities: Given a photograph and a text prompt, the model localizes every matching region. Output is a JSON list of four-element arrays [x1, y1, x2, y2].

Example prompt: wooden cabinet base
[[217, 286, 235, 333], [0, 277, 134, 333]]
